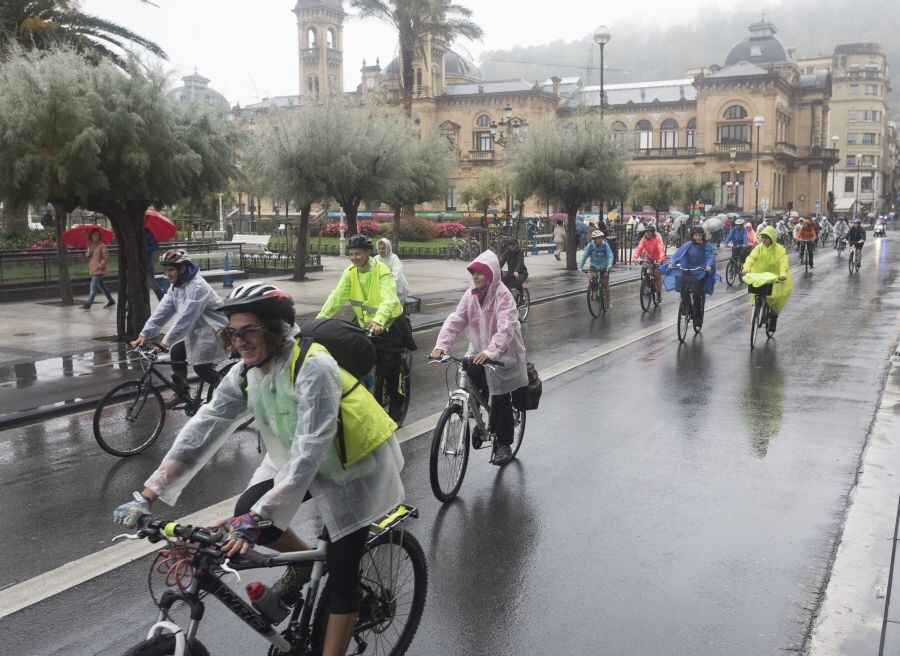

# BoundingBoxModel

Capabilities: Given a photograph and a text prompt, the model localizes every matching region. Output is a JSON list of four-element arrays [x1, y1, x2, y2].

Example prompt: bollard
[[222, 252, 234, 289]]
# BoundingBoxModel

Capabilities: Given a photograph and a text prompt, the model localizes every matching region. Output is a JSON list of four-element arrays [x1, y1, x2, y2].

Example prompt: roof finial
[[761, 10, 766, 21]]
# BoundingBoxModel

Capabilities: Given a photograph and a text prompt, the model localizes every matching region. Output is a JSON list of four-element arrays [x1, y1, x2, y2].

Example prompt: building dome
[[724, 20, 792, 67], [169, 72, 230, 115], [383, 46, 482, 80]]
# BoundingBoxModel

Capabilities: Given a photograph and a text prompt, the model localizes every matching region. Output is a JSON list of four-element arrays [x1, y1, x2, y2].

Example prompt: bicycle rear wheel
[[516, 287, 530, 322], [93, 380, 165, 457], [586, 281, 601, 317], [764, 300, 775, 338], [429, 404, 469, 502], [693, 294, 705, 333], [676, 295, 691, 343], [639, 277, 653, 311], [510, 407, 527, 458], [599, 283, 609, 313], [750, 296, 763, 349]]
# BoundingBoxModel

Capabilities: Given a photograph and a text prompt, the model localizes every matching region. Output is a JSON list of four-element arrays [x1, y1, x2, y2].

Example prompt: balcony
[[467, 150, 495, 161], [635, 147, 697, 159], [773, 142, 797, 157], [714, 142, 750, 153]]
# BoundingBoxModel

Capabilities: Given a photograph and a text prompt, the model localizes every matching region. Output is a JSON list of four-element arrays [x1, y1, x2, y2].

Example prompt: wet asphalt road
[[2, 239, 898, 655]]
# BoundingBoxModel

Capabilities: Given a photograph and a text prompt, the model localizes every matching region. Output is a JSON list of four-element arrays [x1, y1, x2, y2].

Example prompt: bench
[[232, 233, 275, 256], [528, 233, 555, 256]]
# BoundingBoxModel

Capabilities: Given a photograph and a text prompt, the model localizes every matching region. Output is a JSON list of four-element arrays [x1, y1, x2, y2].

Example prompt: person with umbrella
[[81, 228, 115, 310], [145, 228, 165, 301]]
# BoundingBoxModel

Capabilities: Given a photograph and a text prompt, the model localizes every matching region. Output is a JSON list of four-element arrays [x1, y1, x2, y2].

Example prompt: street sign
[[754, 180, 760, 189], [815, 199, 820, 207]]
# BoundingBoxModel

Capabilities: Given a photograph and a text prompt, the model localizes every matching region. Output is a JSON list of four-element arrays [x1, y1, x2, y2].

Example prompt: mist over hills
[[478, 0, 898, 117]]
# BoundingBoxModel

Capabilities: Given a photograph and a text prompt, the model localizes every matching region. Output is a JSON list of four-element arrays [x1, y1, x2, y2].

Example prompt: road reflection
[[742, 348, 785, 458]]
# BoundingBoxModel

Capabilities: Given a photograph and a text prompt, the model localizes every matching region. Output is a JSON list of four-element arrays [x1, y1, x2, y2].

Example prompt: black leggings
[[234, 480, 369, 614], [169, 341, 220, 393], [466, 363, 514, 445]]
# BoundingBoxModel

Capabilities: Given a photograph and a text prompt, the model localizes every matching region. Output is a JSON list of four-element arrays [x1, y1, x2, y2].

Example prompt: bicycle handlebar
[[670, 265, 706, 272], [131, 515, 274, 567], [427, 354, 505, 367]]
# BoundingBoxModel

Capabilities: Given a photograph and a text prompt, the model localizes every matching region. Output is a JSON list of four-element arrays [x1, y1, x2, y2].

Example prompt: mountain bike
[[848, 241, 862, 274], [427, 355, 526, 502], [116, 506, 427, 656], [748, 277, 782, 349], [672, 266, 706, 343], [725, 248, 745, 287], [367, 332, 413, 428], [638, 259, 663, 311], [584, 268, 609, 317], [93, 345, 253, 457]]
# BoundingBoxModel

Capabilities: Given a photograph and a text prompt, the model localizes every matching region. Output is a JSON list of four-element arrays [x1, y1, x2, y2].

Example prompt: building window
[[865, 83, 878, 96], [365, 77, 375, 90], [846, 155, 856, 167], [863, 110, 879, 122], [611, 121, 627, 146], [848, 111, 857, 122], [307, 27, 317, 48], [719, 124, 749, 143], [723, 105, 748, 120], [326, 28, 335, 49], [475, 131, 492, 151], [307, 76, 319, 93], [847, 133, 857, 144], [475, 114, 491, 128], [849, 84, 859, 96], [861, 176, 873, 193], [862, 154, 875, 167], [862, 133, 876, 145], [660, 119, 679, 148], [446, 182, 456, 210], [844, 177, 854, 193], [686, 117, 696, 148], [414, 68, 422, 95], [635, 120, 652, 149]]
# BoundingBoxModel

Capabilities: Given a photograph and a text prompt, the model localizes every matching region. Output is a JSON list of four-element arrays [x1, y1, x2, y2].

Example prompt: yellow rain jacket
[[743, 225, 793, 314]]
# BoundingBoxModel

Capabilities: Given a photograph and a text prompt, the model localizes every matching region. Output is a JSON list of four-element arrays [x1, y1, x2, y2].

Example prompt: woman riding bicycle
[[374, 237, 410, 305], [131, 249, 227, 402], [114, 284, 405, 656], [429, 250, 528, 466], [741, 225, 793, 331], [632, 224, 666, 301], [667, 227, 716, 326], [580, 229, 614, 305]]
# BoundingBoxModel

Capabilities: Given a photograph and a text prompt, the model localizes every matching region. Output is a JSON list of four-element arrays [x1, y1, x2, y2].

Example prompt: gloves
[[224, 512, 272, 548], [113, 491, 152, 528]]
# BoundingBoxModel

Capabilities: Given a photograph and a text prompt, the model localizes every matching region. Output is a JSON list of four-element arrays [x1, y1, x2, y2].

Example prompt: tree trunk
[[565, 209, 578, 270], [392, 204, 402, 252], [293, 204, 311, 281], [343, 203, 360, 238], [2, 203, 29, 231], [400, 37, 416, 118], [53, 204, 75, 305]]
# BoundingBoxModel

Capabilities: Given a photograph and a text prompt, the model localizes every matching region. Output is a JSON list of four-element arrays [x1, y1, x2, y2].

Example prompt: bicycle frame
[[447, 364, 492, 438]]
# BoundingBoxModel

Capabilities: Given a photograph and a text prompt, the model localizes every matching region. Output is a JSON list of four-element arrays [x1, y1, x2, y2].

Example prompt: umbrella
[[61, 224, 114, 248], [145, 209, 176, 242], [550, 212, 568, 221]]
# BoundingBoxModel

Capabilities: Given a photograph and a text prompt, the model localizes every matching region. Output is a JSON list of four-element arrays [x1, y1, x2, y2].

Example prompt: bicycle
[[428, 354, 526, 502], [672, 266, 706, 343], [638, 259, 663, 311], [748, 274, 781, 349], [116, 506, 427, 656], [93, 345, 253, 457], [584, 268, 609, 317], [835, 238, 846, 257], [503, 278, 530, 322], [818, 229, 832, 247], [847, 241, 862, 274], [724, 248, 745, 287], [798, 240, 814, 273]]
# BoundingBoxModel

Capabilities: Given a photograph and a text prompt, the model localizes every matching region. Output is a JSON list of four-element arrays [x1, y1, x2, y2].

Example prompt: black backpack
[[295, 318, 377, 380]]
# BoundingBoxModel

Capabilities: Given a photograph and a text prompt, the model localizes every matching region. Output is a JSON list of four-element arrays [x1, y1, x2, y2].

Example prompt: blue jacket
[[579, 240, 613, 270], [724, 226, 747, 247]]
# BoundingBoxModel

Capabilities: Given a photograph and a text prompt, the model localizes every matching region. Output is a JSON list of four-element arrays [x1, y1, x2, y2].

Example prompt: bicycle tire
[[676, 295, 691, 343], [122, 635, 210, 656], [639, 277, 652, 311], [848, 249, 855, 274], [429, 404, 470, 502], [586, 280, 601, 317], [395, 356, 412, 427], [509, 407, 526, 458], [311, 529, 428, 656], [693, 294, 705, 334], [517, 287, 530, 322], [93, 380, 165, 457], [836, 241, 844, 257], [750, 296, 762, 349], [764, 300, 775, 338], [599, 283, 609, 313], [725, 259, 737, 286]]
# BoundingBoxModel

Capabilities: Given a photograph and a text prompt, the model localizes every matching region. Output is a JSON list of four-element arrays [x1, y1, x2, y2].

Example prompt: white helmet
[[591, 229, 605, 239]]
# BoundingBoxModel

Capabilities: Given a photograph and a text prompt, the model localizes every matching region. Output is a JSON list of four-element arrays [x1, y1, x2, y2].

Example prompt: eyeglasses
[[225, 325, 264, 343]]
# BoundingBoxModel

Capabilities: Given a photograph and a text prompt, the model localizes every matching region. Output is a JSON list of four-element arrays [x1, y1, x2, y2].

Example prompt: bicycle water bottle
[[246, 582, 290, 625]]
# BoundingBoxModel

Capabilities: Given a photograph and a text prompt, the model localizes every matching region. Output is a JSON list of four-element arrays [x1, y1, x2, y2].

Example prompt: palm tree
[[350, 0, 482, 116], [0, 1, 167, 68]]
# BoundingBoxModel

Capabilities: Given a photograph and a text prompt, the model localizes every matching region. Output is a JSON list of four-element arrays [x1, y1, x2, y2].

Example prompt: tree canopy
[[634, 171, 682, 219]]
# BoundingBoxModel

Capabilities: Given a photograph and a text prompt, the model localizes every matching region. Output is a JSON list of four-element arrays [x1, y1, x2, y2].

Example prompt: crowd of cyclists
[[109, 213, 876, 654]]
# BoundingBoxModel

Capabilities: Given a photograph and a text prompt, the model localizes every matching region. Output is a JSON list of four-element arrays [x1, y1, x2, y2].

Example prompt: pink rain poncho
[[435, 250, 528, 395]]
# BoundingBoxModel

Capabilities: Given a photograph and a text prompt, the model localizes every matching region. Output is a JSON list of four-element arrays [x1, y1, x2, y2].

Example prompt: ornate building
[[295, 0, 345, 99]]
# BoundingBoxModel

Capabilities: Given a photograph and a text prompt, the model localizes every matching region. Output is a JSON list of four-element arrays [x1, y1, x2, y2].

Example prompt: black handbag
[[512, 361, 542, 411]]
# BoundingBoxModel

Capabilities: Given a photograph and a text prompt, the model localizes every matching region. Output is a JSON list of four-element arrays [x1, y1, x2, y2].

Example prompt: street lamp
[[489, 104, 528, 149], [593, 25, 611, 119], [854, 153, 862, 221], [830, 135, 839, 218], [753, 116, 764, 221]]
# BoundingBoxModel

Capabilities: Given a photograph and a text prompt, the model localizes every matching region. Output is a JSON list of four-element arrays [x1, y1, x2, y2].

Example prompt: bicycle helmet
[[644, 224, 656, 233], [852, 218, 862, 223], [160, 248, 191, 266], [347, 234, 372, 250], [591, 229, 605, 239], [735, 218, 745, 226], [217, 283, 296, 324], [690, 226, 706, 240]]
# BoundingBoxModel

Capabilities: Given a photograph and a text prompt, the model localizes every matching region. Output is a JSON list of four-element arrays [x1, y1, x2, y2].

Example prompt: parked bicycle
[[93, 345, 253, 457], [748, 274, 782, 349], [427, 354, 526, 502], [725, 248, 745, 287], [447, 236, 478, 261], [671, 265, 706, 343], [584, 269, 609, 317], [638, 259, 663, 311], [116, 507, 427, 656]]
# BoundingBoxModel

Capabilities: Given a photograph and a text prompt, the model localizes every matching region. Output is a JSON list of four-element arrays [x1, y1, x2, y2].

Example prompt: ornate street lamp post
[[854, 153, 862, 221], [830, 135, 839, 218], [593, 25, 611, 119], [753, 116, 764, 221], [489, 104, 529, 247]]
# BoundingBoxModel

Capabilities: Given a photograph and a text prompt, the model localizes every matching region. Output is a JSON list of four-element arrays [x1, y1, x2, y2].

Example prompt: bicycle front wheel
[[123, 635, 210, 656], [516, 287, 530, 322], [429, 404, 470, 502], [639, 277, 653, 311], [586, 281, 601, 317], [510, 407, 527, 458], [750, 296, 763, 349], [93, 380, 165, 456], [676, 296, 691, 343], [725, 259, 737, 286], [848, 249, 855, 274]]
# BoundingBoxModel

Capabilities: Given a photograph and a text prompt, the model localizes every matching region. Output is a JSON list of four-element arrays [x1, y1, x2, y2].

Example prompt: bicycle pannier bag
[[513, 361, 542, 411]]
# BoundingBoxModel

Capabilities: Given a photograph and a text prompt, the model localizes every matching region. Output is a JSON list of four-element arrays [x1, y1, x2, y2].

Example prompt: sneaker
[[165, 395, 186, 409], [80, 304, 91, 310], [273, 563, 313, 607], [104, 300, 116, 308], [491, 444, 513, 466]]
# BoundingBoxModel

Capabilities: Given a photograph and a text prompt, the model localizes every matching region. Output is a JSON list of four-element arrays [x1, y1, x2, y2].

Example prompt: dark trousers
[[169, 341, 220, 395], [501, 271, 528, 290], [800, 241, 815, 266], [467, 363, 514, 445]]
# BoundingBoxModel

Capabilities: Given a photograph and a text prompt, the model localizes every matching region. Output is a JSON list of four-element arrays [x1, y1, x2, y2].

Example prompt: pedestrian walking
[[552, 219, 566, 261], [81, 228, 115, 310], [145, 227, 165, 301]]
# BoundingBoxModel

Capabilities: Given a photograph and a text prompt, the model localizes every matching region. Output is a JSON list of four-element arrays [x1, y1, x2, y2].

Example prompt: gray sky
[[81, 0, 750, 105]]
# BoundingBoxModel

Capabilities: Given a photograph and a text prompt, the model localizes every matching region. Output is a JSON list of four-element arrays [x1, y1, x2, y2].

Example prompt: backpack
[[512, 361, 542, 411]]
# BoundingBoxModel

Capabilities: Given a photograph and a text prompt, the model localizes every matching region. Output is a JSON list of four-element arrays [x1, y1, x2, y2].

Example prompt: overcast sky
[[81, 0, 752, 106]]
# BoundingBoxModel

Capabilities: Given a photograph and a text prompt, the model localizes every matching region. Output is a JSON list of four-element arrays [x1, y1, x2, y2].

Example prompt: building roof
[[241, 95, 301, 111], [168, 71, 230, 114], [706, 61, 769, 78], [798, 70, 829, 90], [294, 0, 344, 11], [383, 46, 482, 80], [724, 20, 792, 67], [567, 79, 695, 107], [541, 76, 583, 96], [443, 79, 536, 96]]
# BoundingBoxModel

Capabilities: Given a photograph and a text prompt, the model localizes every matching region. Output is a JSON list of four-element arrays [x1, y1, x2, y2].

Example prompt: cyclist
[[724, 218, 750, 268], [775, 217, 791, 247], [741, 226, 793, 332], [374, 238, 410, 305], [132, 249, 227, 403], [113, 285, 404, 656], [668, 226, 716, 327], [428, 250, 528, 466], [317, 234, 409, 421], [818, 216, 833, 244], [833, 216, 850, 249], [579, 229, 614, 306], [796, 218, 818, 268], [745, 219, 758, 249], [499, 237, 529, 292], [844, 218, 866, 264], [632, 224, 666, 301]]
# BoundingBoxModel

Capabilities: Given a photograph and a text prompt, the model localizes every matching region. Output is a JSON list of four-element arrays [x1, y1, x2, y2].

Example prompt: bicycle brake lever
[[112, 531, 142, 542], [220, 558, 241, 584]]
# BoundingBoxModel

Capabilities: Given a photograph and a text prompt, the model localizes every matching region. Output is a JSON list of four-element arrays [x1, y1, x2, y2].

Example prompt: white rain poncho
[[374, 238, 410, 304], [144, 325, 405, 539], [139, 270, 227, 365]]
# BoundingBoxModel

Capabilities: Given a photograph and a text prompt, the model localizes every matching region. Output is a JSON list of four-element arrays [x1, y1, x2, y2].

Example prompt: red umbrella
[[550, 212, 569, 221], [145, 209, 176, 242], [61, 224, 114, 249]]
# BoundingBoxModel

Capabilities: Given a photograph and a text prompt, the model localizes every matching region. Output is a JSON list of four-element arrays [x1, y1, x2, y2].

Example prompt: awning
[[834, 197, 856, 211]]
